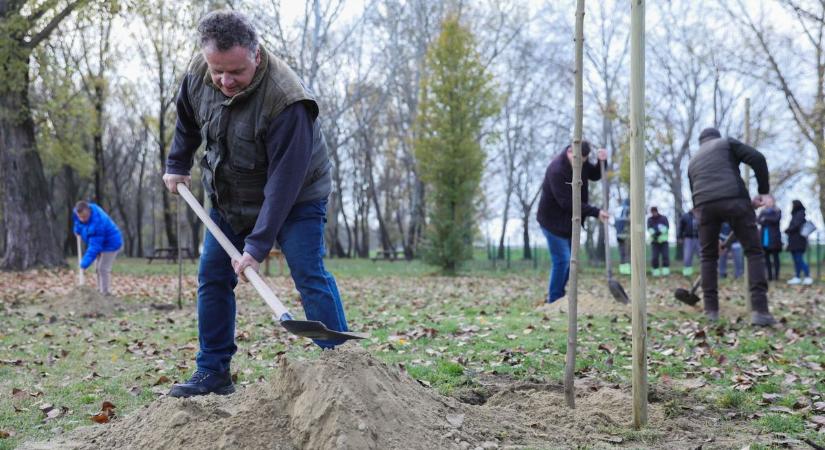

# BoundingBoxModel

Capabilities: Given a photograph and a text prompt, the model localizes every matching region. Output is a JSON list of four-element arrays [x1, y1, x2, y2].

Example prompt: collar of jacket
[[202, 45, 272, 107]]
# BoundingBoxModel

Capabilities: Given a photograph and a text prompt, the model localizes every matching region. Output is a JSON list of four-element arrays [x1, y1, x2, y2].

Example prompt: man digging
[[163, 10, 349, 397], [687, 127, 776, 326]]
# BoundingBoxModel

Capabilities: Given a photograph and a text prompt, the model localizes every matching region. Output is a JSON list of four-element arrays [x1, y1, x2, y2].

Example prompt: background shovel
[[601, 160, 629, 304], [76, 235, 85, 287], [673, 233, 735, 306], [177, 183, 366, 342]]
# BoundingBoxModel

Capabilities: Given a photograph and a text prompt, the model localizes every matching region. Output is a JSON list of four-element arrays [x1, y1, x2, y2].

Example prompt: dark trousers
[[764, 250, 780, 281], [617, 238, 629, 264], [651, 242, 670, 268], [696, 198, 769, 313]]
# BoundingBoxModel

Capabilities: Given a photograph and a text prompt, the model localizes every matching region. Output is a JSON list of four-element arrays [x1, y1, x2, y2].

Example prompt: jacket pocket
[[229, 123, 261, 172]]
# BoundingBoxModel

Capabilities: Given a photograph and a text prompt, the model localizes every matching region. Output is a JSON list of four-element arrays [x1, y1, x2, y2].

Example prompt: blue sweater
[[73, 203, 123, 269]]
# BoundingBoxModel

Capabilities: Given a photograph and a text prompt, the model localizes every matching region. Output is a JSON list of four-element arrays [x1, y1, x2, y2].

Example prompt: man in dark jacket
[[678, 209, 700, 277], [615, 199, 631, 275], [536, 141, 609, 304], [687, 127, 775, 326], [647, 207, 670, 276], [162, 11, 349, 397], [757, 195, 782, 281], [785, 200, 812, 285]]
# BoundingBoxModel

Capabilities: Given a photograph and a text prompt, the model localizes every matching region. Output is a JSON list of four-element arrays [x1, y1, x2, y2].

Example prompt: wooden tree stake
[[630, 0, 648, 429], [564, 0, 586, 409]]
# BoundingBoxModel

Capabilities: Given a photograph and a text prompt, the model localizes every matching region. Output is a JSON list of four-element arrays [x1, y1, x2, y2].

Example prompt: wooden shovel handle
[[77, 235, 85, 286], [176, 183, 291, 320]]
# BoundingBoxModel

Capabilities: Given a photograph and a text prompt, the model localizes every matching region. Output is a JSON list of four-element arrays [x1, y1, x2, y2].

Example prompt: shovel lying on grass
[[177, 183, 367, 342], [601, 161, 629, 304], [673, 233, 736, 306]]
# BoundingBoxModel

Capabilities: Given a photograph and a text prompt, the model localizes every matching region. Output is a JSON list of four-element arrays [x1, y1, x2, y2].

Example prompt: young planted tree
[[0, 0, 88, 270], [415, 16, 498, 273]]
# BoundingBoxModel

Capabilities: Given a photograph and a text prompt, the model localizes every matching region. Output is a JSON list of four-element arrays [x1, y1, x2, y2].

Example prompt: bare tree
[[724, 0, 825, 221], [0, 0, 88, 269], [132, 0, 197, 250]]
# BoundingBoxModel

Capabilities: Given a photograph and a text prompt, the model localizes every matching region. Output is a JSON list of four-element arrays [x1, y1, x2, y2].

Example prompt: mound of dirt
[[41, 286, 122, 318], [20, 347, 768, 450]]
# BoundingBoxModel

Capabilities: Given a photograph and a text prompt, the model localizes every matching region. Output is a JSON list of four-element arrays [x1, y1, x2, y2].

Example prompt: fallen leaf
[[90, 412, 110, 424], [45, 406, 68, 420], [0, 431, 9, 438], [153, 376, 171, 386], [768, 406, 794, 415], [761, 393, 782, 404]]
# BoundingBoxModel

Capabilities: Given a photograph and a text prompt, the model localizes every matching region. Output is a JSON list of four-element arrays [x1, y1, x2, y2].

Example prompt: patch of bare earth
[[19, 347, 776, 450]]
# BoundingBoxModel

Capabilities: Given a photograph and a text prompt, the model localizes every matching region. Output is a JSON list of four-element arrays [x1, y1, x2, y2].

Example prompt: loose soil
[[19, 347, 778, 450]]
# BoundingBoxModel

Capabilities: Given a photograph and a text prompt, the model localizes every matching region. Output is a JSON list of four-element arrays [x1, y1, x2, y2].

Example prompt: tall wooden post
[[630, 0, 648, 428], [743, 98, 752, 313], [564, 0, 586, 409]]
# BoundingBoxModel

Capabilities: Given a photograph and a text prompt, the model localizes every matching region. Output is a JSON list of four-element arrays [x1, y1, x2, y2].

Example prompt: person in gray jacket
[[687, 127, 775, 326]]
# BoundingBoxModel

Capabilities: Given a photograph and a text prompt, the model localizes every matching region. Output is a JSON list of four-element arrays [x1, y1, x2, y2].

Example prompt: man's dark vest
[[186, 47, 332, 233], [688, 137, 746, 208]]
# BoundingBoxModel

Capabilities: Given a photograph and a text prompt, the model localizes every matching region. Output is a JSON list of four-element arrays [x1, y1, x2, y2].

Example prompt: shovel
[[76, 235, 85, 287], [673, 233, 735, 306], [601, 160, 629, 304], [674, 276, 701, 306], [176, 183, 367, 342]]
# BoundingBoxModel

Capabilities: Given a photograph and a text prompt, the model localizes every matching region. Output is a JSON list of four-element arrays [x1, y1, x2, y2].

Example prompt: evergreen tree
[[414, 16, 498, 274]]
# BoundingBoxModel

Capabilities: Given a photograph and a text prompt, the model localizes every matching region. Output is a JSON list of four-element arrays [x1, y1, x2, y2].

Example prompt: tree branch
[[25, 0, 86, 49]]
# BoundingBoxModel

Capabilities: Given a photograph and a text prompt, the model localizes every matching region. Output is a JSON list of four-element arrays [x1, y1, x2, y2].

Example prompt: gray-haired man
[[162, 10, 349, 397]]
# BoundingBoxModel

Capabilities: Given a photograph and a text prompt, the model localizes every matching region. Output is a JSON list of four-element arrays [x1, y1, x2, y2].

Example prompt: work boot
[[705, 310, 719, 322], [682, 266, 694, 277], [168, 370, 235, 398], [751, 312, 777, 327]]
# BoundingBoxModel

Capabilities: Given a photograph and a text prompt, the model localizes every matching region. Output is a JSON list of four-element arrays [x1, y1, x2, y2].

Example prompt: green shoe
[[662, 267, 671, 276], [652, 268, 661, 277], [619, 263, 631, 275], [682, 266, 694, 277]]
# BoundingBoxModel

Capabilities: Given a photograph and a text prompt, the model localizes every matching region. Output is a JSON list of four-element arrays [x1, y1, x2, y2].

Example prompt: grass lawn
[[0, 257, 823, 448]]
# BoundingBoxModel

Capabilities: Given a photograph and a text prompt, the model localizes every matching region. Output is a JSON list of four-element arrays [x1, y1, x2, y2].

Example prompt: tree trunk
[[0, 71, 65, 269], [365, 145, 394, 253], [157, 53, 177, 248], [404, 178, 425, 260], [62, 165, 79, 255], [136, 147, 147, 257], [522, 208, 532, 259], [497, 195, 510, 259], [93, 82, 106, 206]]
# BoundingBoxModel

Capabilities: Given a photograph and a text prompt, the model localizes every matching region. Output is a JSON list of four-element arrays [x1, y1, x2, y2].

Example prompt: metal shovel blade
[[674, 288, 701, 306], [281, 320, 368, 341], [608, 279, 630, 304]]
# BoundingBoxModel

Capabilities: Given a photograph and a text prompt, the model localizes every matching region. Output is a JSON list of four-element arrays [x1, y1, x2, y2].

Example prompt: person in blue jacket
[[73, 201, 123, 295]]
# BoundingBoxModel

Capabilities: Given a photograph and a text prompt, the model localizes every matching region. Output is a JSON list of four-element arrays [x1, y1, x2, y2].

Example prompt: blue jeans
[[792, 251, 810, 277], [196, 200, 349, 375], [541, 227, 571, 302], [682, 237, 700, 267], [720, 243, 744, 279]]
